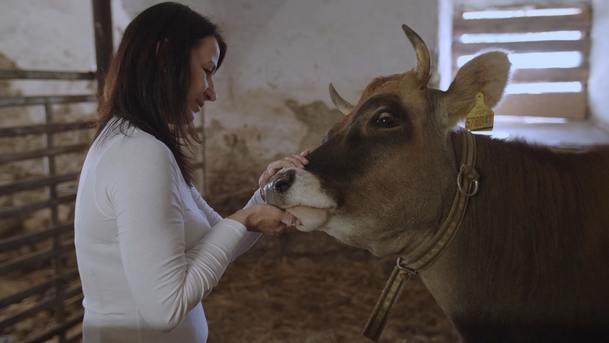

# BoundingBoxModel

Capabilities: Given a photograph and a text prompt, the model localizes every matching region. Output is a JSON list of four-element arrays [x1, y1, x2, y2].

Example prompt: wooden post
[[45, 101, 66, 343], [92, 0, 113, 96]]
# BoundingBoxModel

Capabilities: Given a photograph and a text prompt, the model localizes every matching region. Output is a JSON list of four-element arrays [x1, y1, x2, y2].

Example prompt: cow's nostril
[[272, 169, 295, 193], [274, 179, 290, 193]]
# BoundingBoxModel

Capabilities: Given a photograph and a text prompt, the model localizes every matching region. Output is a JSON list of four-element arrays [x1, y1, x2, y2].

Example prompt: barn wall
[[0, 0, 129, 79], [122, 0, 440, 206], [0, 1, 130, 237], [3, 0, 608, 204], [1, 0, 440, 206], [0, 0, 440, 253], [590, 0, 609, 130]]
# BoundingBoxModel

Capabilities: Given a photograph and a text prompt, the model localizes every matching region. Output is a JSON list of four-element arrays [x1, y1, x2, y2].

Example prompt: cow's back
[[424, 133, 609, 342]]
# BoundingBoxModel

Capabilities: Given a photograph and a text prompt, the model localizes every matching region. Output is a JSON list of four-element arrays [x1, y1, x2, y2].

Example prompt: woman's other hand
[[228, 204, 299, 236], [258, 150, 309, 199]]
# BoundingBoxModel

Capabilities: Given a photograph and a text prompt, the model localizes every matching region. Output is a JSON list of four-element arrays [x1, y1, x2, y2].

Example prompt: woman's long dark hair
[[93, 2, 226, 186]]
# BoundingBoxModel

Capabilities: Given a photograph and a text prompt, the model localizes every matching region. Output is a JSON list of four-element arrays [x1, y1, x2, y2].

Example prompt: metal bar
[[0, 240, 74, 274], [0, 172, 79, 195], [0, 94, 96, 108], [92, 0, 113, 95], [0, 223, 73, 252], [65, 332, 83, 343], [64, 286, 82, 299], [0, 69, 95, 80], [0, 143, 89, 164], [0, 193, 76, 220], [0, 298, 56, 329], [0, 269, 79, 308], [22, 311, 83, 343], [0, 249, 52, 274], [0, 121, 96, 137], [65, 295, 84, 308], [45, 103, 67, 343]]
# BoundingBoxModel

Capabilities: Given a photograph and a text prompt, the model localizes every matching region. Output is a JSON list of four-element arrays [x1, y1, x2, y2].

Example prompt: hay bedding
[[204, 231, 459, 343], [1, 200, 459, 342]]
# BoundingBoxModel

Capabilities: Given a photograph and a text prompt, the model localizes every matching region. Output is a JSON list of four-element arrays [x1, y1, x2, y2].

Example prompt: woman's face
[[187, 36, 220, 120]]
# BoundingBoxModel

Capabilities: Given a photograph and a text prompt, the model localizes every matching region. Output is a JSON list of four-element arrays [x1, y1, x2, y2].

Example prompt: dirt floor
[[1, 198, 461, 343], [3, 238, 460, 343], [205, 195, 461, 343]]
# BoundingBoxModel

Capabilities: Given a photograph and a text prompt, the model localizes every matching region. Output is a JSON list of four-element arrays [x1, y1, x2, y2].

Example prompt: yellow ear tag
[[465, 92, 494, 131]]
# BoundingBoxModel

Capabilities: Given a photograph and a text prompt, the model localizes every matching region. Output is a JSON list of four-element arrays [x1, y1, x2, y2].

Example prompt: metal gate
[[0, 2, 208, 341], [0, 69, 97, 343], [0, 1, 109, 342]]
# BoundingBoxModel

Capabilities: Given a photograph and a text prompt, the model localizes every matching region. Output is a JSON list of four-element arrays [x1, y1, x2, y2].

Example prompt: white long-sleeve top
[[74, 117, 262, 343]]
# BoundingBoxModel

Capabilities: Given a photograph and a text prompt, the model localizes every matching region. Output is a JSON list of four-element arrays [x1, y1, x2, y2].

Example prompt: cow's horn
[[401, 24, 431, 86], [329, 83, 354, 115]]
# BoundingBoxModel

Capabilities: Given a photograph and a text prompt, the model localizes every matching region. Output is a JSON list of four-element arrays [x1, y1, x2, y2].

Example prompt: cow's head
[[265, 25, 510, 257]]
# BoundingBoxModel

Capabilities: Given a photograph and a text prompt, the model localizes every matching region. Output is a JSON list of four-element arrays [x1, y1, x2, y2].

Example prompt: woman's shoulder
[[95, 120, 177, 169]]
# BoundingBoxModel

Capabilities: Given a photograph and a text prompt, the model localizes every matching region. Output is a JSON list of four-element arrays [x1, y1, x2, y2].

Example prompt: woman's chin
[[286, 206, 330, 232]]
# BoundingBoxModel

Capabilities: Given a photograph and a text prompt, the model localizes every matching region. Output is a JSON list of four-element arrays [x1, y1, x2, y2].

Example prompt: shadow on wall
[[286, 99, 344, 150], [206, 98, 342, 215]]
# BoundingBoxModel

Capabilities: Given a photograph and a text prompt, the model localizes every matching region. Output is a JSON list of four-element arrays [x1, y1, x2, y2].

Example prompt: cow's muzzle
[[270, 169, 295, 194], [263, 169, 295, 207], [263, 168, 337, 232]]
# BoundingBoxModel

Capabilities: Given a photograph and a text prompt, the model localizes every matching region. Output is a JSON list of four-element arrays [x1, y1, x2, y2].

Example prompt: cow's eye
[[374, 112, 398, 128]]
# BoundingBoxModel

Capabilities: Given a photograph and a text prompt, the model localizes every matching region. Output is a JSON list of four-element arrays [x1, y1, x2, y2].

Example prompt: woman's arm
[[107, 138, 249, 331], [188, 151, 309, 261], [189, 186, 262, 260]]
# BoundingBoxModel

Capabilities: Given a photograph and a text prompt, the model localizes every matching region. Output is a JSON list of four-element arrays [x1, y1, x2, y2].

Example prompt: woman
[[74, 2, 306, 342]]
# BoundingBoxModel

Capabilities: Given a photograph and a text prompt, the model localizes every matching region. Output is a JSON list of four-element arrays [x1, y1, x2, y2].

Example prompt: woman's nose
[[204, 84, 216, 102]]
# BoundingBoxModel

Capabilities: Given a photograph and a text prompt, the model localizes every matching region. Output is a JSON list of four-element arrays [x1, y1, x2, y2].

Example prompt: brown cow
[[264, 25, 609, 342]]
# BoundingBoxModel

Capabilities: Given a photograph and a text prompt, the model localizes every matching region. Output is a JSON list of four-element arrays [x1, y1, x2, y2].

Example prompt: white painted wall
[[4, 0, 609, 199], [0, 0, 129, 115], [590, 0, 609, 130], [2, 0, 440, 201], [123, 0, 440, 198], [0, 0, 129, 77], [124, 0, 438, 101], [0, 1, 94, 71]]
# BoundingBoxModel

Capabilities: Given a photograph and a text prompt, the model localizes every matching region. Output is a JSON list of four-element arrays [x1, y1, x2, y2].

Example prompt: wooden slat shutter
[[452, 3, 591, 119]]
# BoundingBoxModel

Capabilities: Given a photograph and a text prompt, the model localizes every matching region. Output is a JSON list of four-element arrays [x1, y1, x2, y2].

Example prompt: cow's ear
[[442, 51, 510, 128]]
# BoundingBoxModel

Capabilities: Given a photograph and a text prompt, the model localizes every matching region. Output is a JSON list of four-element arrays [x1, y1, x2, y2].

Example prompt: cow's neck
[[416, 130, 528, 322], [395, 129, 477, 271], [418, 131, 609, 329]]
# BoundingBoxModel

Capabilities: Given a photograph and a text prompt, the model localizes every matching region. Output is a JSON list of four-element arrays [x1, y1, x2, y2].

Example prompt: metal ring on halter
[[457, 165, 479, 197], [396, 257, 418, 276]]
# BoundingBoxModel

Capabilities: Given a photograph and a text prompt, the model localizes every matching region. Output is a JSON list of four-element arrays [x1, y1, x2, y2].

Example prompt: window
[[452, 2, 591, 120]]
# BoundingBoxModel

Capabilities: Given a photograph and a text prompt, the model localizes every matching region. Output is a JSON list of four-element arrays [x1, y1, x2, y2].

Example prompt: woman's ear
[[442, 51, 511, 128]]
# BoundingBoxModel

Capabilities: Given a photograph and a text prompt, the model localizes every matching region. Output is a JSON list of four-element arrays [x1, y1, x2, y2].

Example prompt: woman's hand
[[258, 150, 309, 199], [228, 204, 299, 236]]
